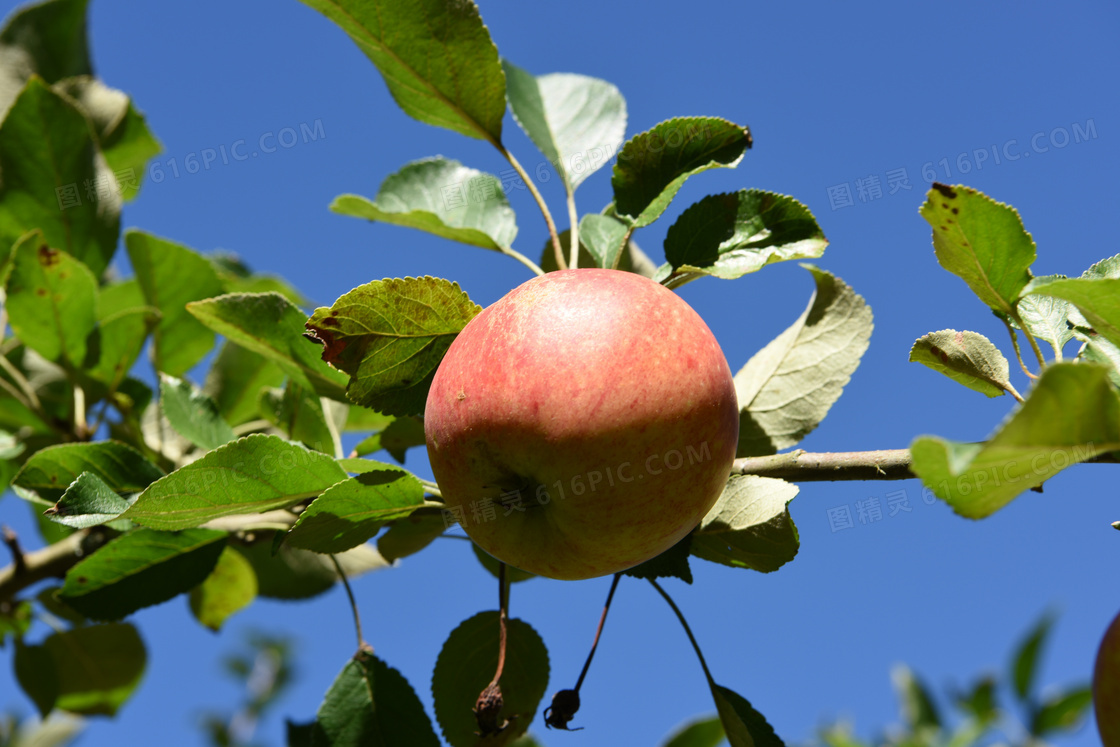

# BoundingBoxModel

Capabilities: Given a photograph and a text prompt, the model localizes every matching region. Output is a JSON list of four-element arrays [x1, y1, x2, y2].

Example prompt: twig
[[1001, 315, 1039, 380], [733, 448, 915, 482], [0, 353, 42, 412], [329, 554, 365, 649], [2, 526, 27, 576], [500, 247, 546, 277]]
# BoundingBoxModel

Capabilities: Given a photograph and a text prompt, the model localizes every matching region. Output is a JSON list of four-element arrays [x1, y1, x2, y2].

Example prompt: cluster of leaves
[[811, 613, 1091, 747], [0, 0, 1112, 746], [0, 0, 856, 742], [906, 184, 1120, 518]]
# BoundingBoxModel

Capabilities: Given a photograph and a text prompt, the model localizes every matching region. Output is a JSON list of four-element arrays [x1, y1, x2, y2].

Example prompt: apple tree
[[0, 0, 1116, 745]]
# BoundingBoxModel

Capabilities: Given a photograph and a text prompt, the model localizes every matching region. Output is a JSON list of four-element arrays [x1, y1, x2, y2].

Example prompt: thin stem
[[1014, 312, 1048, 371], [1004, 382, 1026, 404], [1, 526, 27, 577], [648, 578, 714, 686], [0, 375, 30, 411], [500, 146, 566, 270], [233, 419, 274, 436], [566, 186, 580, 269], [328, 555, 364, 649], [574, 573, 620, 692], [494, 561, 509, 682], [420, 480, 444, 499], [320, 397, 344, 460], [0, 353, 42, 412], [1002, 316, 1039, 380], [73, 385, 87, 438], [500, 247, 546, 277]]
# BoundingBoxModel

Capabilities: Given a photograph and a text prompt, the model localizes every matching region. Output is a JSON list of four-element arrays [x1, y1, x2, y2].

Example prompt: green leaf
[[203, 341, 287, 427], [432, 611, 550, 747], [578, 213, 629, 269], [611, 117, 751, 227], [711, 683, 784, 747], [891, 665, 941, 730], [1024, 275, 1120, 349], [4, 230, 98, 368], [1079, 336, 1120, 388], [59, 528, 226, 620], [909, 329, 1016, 398], [188, 546, 258, 632], [1083, 253, 1120, 279], [97, 277, 145, 319], [538, 224, 655, 275], [187, 292, 348, 400], [124, 434, 348, 530], [0, 599, 33, 646], [661, 716, 725, 747], [502, 60, 626, 191], [15, 642, 58, 717], [660, 191, 827, 285], [13, 441, 163, 504], [286, 470, 425, 554], [0, 0, 91, 114], [1012, 613, 1053, 702], [378, 415, 426, 463], [690, 475, 799, 573], [83, 306, 160, 390], [51, 76, 160, 201], [919, 184, 1035, 317], [160, 374, 237, 451], [624, 533, 693, 584], [258, 383, 334, 452], [305, 277, 481, 416], [377, 512, 446, 562], [44, 471, 132, 528], [311, 648, 440, 747], [298, 0, 505, 143], [1030, 686, 1092, 735], [331, 158, 517, 250], [41, 623, 146, 716], [1013, 277, 1076, 358], [125, 230, 226, 376], [344, 406, 394, 433], [910, 363, 1120, 518], [470, 543, 535, 584], [735, 266, 873, 456], [954, 676, 998, 725], [0, 77, 119, 278], [36, 587, 87, 626], [235, 535, 389, 600]]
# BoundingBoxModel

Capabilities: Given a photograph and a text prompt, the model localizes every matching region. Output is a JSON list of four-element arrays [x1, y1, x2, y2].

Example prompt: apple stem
[[329, 554, 366, 651], [649, 578, 715, 687], [574, 573, 621, 692], [499, 145, 566, 270]]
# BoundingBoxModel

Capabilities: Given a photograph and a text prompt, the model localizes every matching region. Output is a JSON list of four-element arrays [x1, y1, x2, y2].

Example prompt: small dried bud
[[543, 688, 582, 730], [473, 682, 508, 737]]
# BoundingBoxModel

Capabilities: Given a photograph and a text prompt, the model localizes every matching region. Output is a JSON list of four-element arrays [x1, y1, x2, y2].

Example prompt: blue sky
[[2, 0, 1119, 745]]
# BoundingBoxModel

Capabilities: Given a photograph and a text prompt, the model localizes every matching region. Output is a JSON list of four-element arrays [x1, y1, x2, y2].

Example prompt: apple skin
[[1096, 608, 1120, 746], [424, 268, 739, 580]]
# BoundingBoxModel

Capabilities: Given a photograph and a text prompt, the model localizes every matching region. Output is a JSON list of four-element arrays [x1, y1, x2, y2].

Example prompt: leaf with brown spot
[[306, 277, 481, 417]]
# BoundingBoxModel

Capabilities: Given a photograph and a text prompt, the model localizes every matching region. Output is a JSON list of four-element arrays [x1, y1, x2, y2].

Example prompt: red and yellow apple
[[424, 268, 739, 580], [1096, 608, 1120, 746]]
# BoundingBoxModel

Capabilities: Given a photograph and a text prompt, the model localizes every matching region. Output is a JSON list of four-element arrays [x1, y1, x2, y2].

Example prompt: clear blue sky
[[2, 1, 1119, 745]]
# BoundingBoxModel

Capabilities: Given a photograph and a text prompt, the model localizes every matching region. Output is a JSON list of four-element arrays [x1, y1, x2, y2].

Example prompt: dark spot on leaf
[[932, 183, 957, 199], [35, 288, 47, 297], [77, 576, 87, 584], [940, 226, 948, 231], [319, 316, 340, 328], [37, 245, 61, 266], [941, 203, 949, 209], [951, 207, 959, 214]]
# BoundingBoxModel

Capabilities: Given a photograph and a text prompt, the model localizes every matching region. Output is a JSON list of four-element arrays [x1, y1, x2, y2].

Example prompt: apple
[[1096, 608, 1120, 746], [424, 268, 739, 580]]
